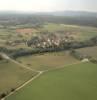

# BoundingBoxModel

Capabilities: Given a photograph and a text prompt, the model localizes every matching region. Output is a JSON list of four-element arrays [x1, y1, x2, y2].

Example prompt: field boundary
[[1, 53, 41, 73], [1, 53, 83, 100], [1, 71, 43, 100]]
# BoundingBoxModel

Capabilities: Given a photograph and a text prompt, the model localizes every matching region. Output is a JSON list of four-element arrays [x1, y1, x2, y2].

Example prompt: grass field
[[0, 60, 36, 94], [17, 51, 79, 71], [6, 62, 97, 100], [77, 46, 97, 59]]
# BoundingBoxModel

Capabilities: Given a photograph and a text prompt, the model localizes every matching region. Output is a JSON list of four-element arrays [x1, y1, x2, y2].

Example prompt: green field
[[17, 51, 79, 71], [6, 62, 97, 100], [77, 46, 97, 59], [0, 60, 36, 94]]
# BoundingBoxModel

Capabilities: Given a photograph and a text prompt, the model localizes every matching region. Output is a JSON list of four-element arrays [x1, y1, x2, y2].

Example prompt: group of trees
[[0, 47, 17, 54], [0, 89, 15, 99], [0, 13, 97, 28], [27, 33, 97, 50], [0, 88, 15, 99], [27, 32, 74, 48], [6, 39, 27, 46], [0, 34, 97, 59], [0, 54, 3, 60], [70, 49, 83, 60], [90, 58, 97, 64], [10, 36, 97, 59], [70, 49, 97, 64]]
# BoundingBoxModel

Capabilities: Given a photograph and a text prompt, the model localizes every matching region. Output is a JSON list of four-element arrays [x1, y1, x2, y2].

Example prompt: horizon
[[0, 10, 97, 14], [0, 0, 97, 13]]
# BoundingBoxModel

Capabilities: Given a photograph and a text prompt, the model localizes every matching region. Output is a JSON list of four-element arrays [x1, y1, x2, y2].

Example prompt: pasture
[[0, 60, 36, 94], [17, 51, 79, 71], [6, 62, 97, 100]]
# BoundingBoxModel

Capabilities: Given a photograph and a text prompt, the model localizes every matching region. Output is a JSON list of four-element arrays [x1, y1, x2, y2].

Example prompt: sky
[[0, 0, 97, 12]]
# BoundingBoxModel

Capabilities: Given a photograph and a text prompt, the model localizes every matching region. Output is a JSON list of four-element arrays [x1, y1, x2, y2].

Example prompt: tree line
[[9, 36, 97, 59], [0, 14, 97, 28], [0, 35, 97, 59]]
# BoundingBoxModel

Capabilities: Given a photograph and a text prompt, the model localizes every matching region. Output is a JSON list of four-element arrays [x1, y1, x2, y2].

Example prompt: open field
[[43, 23, 97, 41], [77, 46, 97, 59], [0, 12, 97, 100], [17, 51, 79, 71], [6, 62, 97, 100], [0, 23, 97, 50], [16, 28, 38, 34], [16, 28, 39, 39], [0, 60, 36, 94], [1, 23, 97, 42]]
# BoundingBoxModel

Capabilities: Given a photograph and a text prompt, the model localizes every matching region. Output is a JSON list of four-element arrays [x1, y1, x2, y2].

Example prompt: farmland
[[17, 51, 79, 71], [43, 23, 97, 41], [6, 62, 97, 100], [0, 13, 97, 100], [0, 59, 36, 94], [0, 23, 97, 52]]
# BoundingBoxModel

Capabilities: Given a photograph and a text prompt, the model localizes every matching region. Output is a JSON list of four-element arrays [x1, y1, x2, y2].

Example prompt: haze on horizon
[[0, 0, 97, 12]]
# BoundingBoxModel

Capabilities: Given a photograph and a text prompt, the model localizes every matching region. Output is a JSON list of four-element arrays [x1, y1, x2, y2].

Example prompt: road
[[1, 53, 41, 73], [1, 71, 43, 100]]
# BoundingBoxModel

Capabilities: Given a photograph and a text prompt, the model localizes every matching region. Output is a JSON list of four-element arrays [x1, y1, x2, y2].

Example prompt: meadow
[[6, 62, 97, 100]]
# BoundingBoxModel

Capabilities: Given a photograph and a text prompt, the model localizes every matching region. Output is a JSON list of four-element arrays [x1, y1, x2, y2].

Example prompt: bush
[[70, 49, 83, 60], [90, 58, 97, 64], [11, 88, 15, 92], [0, 93, 6, 99]]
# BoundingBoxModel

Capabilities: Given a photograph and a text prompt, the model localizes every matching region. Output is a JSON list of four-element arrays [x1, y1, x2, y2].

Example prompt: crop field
[[17, 51, 79, 71], [77, 46, 97, 59], [6, 62, 97, 100], [0, 60, 36, 94], [16, 28, 39, 38], [16, 28, 36, 34]]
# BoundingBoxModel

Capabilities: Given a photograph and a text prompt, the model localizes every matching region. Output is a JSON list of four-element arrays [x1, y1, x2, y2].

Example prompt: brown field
[[16, 28, 38, 35], [17, 51, 79, 71], [0, 60, 36, 94]]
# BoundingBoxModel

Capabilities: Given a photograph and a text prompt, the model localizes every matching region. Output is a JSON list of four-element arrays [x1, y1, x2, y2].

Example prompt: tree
[[0, 93, 6, 99], [11, 88, 15, 92], [0, 55, 3, 60]]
